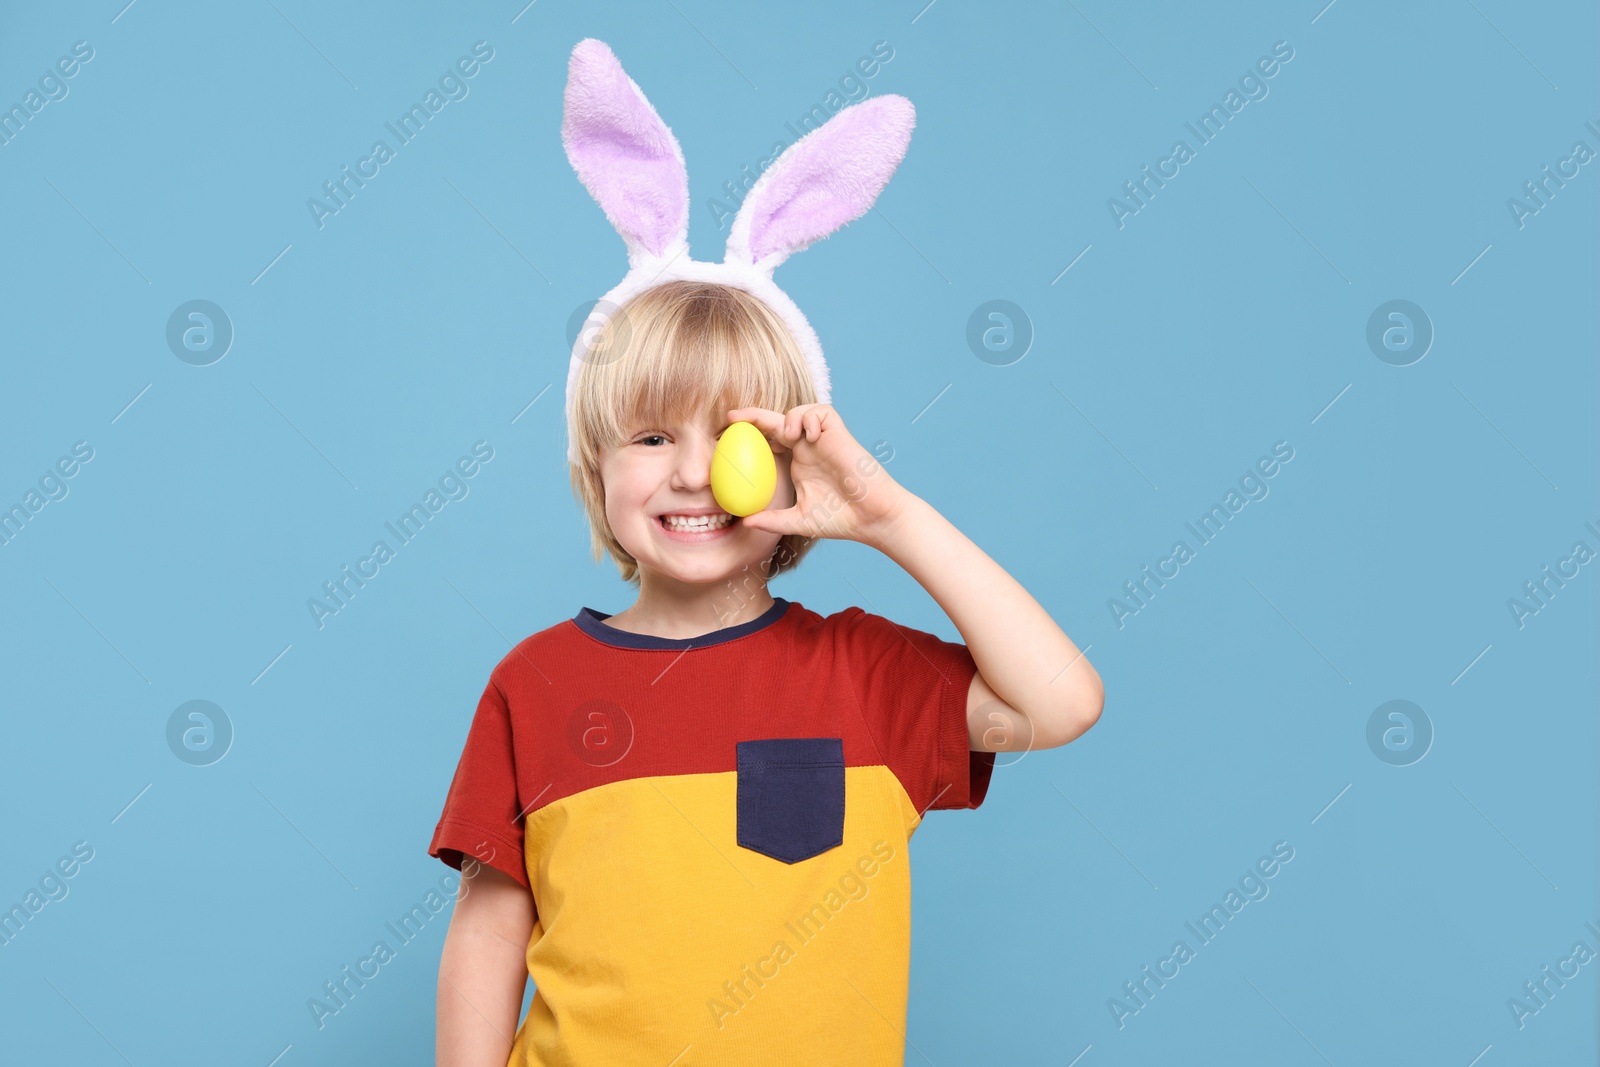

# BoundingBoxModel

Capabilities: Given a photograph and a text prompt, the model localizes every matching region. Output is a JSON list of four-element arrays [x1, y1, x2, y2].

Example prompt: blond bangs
[[568, 280, 821, 584], [577, 283, 814, 452]]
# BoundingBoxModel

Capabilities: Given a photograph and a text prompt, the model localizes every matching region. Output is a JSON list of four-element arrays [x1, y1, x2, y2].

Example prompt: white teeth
[[662, 513, 732, 530]]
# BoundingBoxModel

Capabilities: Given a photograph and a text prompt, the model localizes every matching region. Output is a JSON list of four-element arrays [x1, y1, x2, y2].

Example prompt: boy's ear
[[724, 94, 915, 275], [562, 38, 690, 266]]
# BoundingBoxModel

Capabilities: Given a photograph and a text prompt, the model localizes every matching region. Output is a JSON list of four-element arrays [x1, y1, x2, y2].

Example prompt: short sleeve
[[428, 676, 530, 890], [834, 607, 996, 813]]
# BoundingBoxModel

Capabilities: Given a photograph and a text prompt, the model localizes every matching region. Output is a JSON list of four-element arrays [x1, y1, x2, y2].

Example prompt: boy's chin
[[639, 548, 775, 586]]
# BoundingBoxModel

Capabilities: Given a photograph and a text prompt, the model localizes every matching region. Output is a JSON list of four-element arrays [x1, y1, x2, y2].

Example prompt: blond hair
[[568, 280, 820, 585]]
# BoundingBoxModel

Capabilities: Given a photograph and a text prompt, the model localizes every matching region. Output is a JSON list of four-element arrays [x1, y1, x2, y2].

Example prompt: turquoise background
[[0, 1, 1594, 1063]]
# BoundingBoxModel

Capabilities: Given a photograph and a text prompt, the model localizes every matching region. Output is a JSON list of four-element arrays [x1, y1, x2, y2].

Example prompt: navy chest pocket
[[736, 737, 845, 864]]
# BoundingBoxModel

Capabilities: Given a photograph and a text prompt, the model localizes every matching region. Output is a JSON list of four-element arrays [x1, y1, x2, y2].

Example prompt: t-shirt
[[428, 597, 995, 1066]]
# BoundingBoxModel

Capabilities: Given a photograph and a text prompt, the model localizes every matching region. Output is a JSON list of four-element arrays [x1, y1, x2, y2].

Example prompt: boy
[[430, 280, 1103, 1065]]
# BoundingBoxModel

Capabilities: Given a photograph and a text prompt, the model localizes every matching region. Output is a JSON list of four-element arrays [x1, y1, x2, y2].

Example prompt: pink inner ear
[[745, 95, 915, 264], [562, 39, 688, 259]]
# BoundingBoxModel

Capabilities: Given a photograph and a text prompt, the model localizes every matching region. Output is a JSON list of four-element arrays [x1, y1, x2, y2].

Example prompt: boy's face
[[600, 402, 797, 587]]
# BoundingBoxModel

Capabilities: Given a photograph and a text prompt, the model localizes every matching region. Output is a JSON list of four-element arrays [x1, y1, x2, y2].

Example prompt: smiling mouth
[[657, 513, 737, 533]]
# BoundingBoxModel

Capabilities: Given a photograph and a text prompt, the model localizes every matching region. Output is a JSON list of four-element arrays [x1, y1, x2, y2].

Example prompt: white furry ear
[[725, 95, 915, 274], [562, 38, 689, 266]]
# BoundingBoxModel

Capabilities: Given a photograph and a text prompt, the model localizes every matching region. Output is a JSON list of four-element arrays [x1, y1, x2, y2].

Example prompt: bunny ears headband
[[560, 38, 916, 463]]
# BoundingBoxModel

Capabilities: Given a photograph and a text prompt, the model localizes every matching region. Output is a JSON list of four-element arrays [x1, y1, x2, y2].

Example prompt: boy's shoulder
[[764, 602, 968, 665], [792, 603, 946, 643], [489, 611, 586, 680]]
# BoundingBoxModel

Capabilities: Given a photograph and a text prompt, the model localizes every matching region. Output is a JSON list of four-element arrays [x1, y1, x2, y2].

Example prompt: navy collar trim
[[573, 597, 792, 650]]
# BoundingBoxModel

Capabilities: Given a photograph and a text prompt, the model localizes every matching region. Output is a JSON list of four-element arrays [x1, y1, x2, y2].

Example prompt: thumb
[[738, 508, 793, 536]]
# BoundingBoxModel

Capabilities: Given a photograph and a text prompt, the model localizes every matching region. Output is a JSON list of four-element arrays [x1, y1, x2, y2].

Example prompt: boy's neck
[[602, 580, 776, 640]]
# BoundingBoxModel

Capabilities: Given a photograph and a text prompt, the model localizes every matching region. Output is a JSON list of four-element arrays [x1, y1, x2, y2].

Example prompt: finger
[[738, 505, 804, 538], [726, 406, 782, 432], [726, 407, 795, 452]]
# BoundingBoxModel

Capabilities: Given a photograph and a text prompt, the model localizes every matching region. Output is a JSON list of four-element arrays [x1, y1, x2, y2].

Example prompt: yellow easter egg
[[711, 421, 776, 517]]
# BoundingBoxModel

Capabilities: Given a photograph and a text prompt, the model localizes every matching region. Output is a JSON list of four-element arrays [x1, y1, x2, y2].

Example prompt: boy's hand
[[725, 404, 915, 548]]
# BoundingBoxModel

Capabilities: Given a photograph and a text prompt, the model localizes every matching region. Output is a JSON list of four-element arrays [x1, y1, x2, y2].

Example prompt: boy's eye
[[638, 434, 667, 446]]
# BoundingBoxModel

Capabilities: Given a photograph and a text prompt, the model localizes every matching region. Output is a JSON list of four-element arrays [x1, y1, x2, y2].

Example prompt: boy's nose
[[669, 431, 715, 490]]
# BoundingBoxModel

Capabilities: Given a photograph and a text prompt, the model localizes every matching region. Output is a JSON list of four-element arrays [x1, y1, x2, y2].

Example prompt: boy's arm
[[865, 492, 1104, 753], [727, 402, 1104, 753], [437, 862, 534, 1066]]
